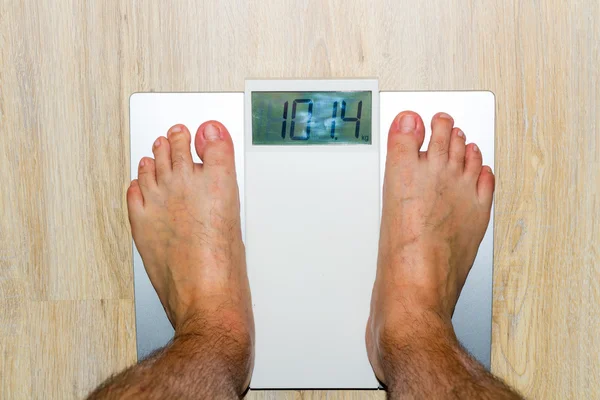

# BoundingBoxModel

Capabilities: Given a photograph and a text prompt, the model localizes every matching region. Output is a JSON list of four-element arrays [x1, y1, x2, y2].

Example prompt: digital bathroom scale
[[129, 80, 495, 389]]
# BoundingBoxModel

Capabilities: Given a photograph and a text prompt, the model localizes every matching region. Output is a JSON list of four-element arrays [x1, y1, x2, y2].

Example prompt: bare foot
[[126, 121, 254, 391], [366, 111, 495, 384]]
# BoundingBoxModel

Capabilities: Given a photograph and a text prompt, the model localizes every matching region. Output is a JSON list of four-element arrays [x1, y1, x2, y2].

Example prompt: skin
[[88, 112, 521, 399], [88, 121, 253, 400], [367, 111, 521, 399]]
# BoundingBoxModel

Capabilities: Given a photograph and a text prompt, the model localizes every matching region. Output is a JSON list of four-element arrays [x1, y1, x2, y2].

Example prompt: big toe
[[386, 111, 425, 169], [194, 121, 236, 171]]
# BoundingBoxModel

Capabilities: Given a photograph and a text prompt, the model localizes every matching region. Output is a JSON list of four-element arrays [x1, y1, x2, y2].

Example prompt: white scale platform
[[130, 83, 495, 390]]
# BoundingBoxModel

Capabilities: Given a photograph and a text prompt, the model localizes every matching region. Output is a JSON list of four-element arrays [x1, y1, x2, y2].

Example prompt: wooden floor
[[1, 1, 598, 398]]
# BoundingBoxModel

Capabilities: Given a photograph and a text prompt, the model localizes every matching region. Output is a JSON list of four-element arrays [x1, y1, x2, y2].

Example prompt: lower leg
[[89, 314, 252, 400]]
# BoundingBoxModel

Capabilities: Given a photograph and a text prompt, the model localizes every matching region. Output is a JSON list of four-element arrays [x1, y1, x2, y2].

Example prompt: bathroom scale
[[129, 79, 495, 389]]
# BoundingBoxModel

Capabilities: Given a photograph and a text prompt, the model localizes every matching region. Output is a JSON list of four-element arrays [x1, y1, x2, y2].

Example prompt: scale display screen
[[251, 91, 372, 145]]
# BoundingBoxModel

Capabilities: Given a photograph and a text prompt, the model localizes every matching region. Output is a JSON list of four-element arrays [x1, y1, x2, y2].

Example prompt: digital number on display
[[251, 91, 372, 145]]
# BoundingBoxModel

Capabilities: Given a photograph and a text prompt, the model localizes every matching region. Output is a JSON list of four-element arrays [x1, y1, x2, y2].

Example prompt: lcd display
[[252, 91, 372, 145]]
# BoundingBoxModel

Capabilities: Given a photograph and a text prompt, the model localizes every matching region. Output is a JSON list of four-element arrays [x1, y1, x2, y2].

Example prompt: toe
[[386, 111, 425, 168], [167, 124, 194, 173], [464, 143, 483, 179], [127, 179, 144, 211], [152, 136, 171, 181], [477, 166, 495, 206], [427, 112, 454, 164], [194, 121, 236, 170], [448, 128, 466, 171], [137, 157, 157, 193]]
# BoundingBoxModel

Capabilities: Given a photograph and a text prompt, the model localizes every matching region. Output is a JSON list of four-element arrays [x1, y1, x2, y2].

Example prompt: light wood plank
[[27, 300, 135, 399]]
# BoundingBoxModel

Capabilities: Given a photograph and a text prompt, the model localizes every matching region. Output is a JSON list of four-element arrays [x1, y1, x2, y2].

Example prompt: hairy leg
[[88, 122, 253, 400], [367, 112, 521, 399]]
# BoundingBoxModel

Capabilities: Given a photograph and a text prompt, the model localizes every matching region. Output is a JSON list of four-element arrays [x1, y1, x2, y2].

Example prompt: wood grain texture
[[1, 0, 598, 398]]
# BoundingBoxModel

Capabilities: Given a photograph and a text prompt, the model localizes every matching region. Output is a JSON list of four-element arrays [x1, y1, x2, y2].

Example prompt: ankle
[[373, 309, 459, 388], [376, 306, 456, 358], [176, 307, 253, 343], [175, 311, 254, 393]]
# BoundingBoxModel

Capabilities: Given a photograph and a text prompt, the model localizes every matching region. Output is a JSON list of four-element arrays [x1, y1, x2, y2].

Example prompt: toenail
[[139, 158, 145, 167], [154, 138, 161, 147], [473, 144, 479, 152], [438, 112, 452, 120], [457, 129, 465, 139], [204, 123, 221, 141], [398, 114, 416, 133], [170, 125, 183, 134]]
